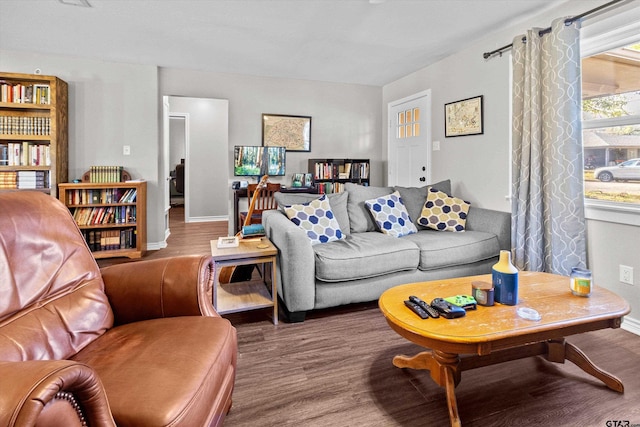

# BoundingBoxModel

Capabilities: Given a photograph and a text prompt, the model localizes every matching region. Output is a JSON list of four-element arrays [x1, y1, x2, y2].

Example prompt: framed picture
[[444, 95, 483, 137], [262, 114, 311, 152]]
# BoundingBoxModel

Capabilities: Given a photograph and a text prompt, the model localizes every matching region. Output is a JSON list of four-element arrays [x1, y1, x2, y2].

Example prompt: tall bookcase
[[58, 181, 147, 259], [308, 158, 370, 193], [0, 72, 68, 198]]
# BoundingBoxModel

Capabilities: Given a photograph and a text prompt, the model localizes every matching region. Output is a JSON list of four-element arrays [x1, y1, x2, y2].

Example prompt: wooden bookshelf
[[58, 181, 147, 259], [308, 158, 370, 193], [0, 72, 68, 197]]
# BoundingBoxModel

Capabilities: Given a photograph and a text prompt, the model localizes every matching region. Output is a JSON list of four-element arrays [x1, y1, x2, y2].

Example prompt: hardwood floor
[[97, 209, 640, 426], [224, 307, 640, 427], [96, 206, 228, 268]]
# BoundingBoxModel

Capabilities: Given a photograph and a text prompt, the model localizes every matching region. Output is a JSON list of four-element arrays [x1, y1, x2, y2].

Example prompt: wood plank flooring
[[98, 208, 640, 426], [224, 307, 640, 427]]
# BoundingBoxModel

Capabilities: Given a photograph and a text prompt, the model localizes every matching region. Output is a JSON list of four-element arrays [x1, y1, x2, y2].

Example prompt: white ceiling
[[0, 0, 567, 86]]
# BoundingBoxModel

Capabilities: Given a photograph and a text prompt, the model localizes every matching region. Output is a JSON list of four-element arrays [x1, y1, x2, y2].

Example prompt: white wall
[[0, 49, 162, 244], [159, 67, 383, 186], [383, 0, 640, 333]]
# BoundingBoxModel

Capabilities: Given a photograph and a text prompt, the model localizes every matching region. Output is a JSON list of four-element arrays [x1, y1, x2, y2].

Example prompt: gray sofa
[[263, 180, 511, 322]]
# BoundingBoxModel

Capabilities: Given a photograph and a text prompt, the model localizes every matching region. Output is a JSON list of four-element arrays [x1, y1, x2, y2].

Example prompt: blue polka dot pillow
[[418, 187, 470, 232], [284, 195, 345, 245], [364, 191, 417, 238]]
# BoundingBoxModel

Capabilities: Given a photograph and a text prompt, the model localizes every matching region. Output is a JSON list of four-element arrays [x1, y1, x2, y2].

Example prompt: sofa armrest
[[0, 360, 115, 427], [466, 206, 511, 251], [100, 255, 218, 325], [263, 210, 316, 313]]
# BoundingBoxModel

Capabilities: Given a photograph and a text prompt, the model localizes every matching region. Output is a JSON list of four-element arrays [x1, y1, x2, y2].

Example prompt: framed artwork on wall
[[262, 114, 312, 152], [444, 95, 483, 137]]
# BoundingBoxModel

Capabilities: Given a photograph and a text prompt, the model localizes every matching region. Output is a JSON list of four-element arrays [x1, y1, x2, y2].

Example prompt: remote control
[[430, 298, 466, 319], [404, 300, 429, 319], [409, 295, 440, 318]]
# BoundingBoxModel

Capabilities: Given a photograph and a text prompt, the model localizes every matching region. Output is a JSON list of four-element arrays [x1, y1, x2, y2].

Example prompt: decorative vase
[[492, 250, 518, 305]]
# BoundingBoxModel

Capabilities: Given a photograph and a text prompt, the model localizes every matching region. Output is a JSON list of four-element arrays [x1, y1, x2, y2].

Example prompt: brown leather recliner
[[0, 191, 237, 426]]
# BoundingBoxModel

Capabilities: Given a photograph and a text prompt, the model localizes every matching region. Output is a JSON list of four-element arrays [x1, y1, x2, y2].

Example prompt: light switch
[[123, 145, 131, 155], [433, 140, 440, 151]]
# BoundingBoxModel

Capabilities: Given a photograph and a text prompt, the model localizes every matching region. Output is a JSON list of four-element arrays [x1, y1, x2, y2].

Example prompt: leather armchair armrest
[[0, 360, 115, 427], [100, 255, 218, 326]]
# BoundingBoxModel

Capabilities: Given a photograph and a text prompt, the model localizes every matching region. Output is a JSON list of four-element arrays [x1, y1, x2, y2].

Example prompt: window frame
[[581, 6, 640, 226]]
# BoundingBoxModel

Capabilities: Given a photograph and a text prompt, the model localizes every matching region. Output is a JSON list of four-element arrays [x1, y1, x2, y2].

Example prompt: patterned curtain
[[511, 17, 586, 275]]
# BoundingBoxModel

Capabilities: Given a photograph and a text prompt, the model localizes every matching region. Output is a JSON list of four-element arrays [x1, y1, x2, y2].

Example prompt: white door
[[388, 90, 431, 187]]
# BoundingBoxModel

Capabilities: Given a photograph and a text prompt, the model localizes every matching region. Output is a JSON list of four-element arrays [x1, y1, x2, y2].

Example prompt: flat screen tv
[[234, 146, 286, 176]]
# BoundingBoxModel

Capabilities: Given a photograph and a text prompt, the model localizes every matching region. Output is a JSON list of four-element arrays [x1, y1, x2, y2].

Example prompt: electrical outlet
[[620, 265, 634, 285]]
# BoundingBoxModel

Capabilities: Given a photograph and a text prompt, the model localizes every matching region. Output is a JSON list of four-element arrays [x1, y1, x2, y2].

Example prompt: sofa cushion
[[72, 316, 237, 426], [284, 195, 345, 245], [275, 191, 350, 235], [344, 183, 393, 233], [394, 179, 451, 229], [401, 229, 499, 270], [364, 191, 417, 238], [418, 187, 470, 232], [313, 232, 419, 282]]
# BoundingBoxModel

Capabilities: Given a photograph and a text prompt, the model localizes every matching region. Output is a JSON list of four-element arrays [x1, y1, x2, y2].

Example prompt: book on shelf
[[89, 166, 124, 183], [0, 116, 51, 135], [0, 82, 50, 104]]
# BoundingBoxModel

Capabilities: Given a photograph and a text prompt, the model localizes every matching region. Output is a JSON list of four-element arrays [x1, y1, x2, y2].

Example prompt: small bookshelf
[[58, 180, 147, 259], [308, 158, 370, 194]]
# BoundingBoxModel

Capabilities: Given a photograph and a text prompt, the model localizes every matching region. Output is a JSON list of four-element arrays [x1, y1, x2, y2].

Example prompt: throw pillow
[[394, 179, 451, 229], [284, 195, 345, 245], [418, 187, 470, 232], [344, 183, 393, 233], [364, 191, 417, 238], [275, 191, 350, 234]]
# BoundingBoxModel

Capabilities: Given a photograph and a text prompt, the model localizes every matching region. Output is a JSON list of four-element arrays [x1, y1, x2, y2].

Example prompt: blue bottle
[[492, 250, 518, 305]]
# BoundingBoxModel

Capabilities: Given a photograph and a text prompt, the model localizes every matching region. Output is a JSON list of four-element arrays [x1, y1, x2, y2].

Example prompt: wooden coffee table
[[378, 272, 630, 427]]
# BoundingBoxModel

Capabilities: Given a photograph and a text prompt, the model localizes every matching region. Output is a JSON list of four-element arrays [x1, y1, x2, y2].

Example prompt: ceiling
[[0, 0, 569, 86]]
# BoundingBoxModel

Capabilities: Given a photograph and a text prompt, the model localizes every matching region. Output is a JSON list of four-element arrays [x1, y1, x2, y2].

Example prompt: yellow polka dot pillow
[[417, 187, 470, 232]]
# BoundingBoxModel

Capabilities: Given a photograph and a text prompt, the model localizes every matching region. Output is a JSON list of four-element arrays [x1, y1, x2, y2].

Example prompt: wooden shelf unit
[[58, 181, 147, 259], [0, 72, 68, 198], [308, 158, 370, 193]]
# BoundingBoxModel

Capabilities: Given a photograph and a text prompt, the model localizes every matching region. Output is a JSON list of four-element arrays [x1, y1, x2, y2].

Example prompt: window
[[582, 42, 640, 207]]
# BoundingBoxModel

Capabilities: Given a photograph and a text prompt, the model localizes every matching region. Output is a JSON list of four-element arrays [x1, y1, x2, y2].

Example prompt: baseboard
[[147, 241, 167, 251], [621, 315, 640, 336], [187, 215, 228, 223]]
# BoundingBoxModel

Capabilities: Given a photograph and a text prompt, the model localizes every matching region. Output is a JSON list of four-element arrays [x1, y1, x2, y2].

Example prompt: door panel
[[388, 90, 431, 187]]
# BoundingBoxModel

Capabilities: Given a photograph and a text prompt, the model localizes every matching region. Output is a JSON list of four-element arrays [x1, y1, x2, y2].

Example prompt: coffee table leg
[[444, 366, 462, 427], [393, 350, 462, 427], [547, 339, 624, 393]]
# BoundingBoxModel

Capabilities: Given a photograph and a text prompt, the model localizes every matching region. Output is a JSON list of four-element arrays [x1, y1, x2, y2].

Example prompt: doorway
[[388, 90, 432, 187], [162, 96, 229, 246], [169, 115, 187, 212]]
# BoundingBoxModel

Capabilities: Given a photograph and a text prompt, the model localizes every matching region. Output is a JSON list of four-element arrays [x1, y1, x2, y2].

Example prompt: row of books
[[0, 142, 51, 166], [316, 182, 346, 194], [312, 161, 369, 180], [0, 170, 48, 189], [65, 188, 137, 205], [89, 166, 125, 183], [72, 205, 137, 226], [0, 82, 50, 104], [0, 116, 51, 136], [80, 229, 137, 252]]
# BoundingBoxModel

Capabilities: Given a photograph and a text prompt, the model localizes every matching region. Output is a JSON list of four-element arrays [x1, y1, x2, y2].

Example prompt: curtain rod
[[482, 0, 626, 60]]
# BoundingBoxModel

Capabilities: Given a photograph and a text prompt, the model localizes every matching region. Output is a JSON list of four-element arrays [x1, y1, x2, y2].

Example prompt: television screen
[[234, 146, 286, 176]]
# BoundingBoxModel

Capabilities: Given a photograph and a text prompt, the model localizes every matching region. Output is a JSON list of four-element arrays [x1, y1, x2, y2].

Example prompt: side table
[[210, 237, 278, 325]]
